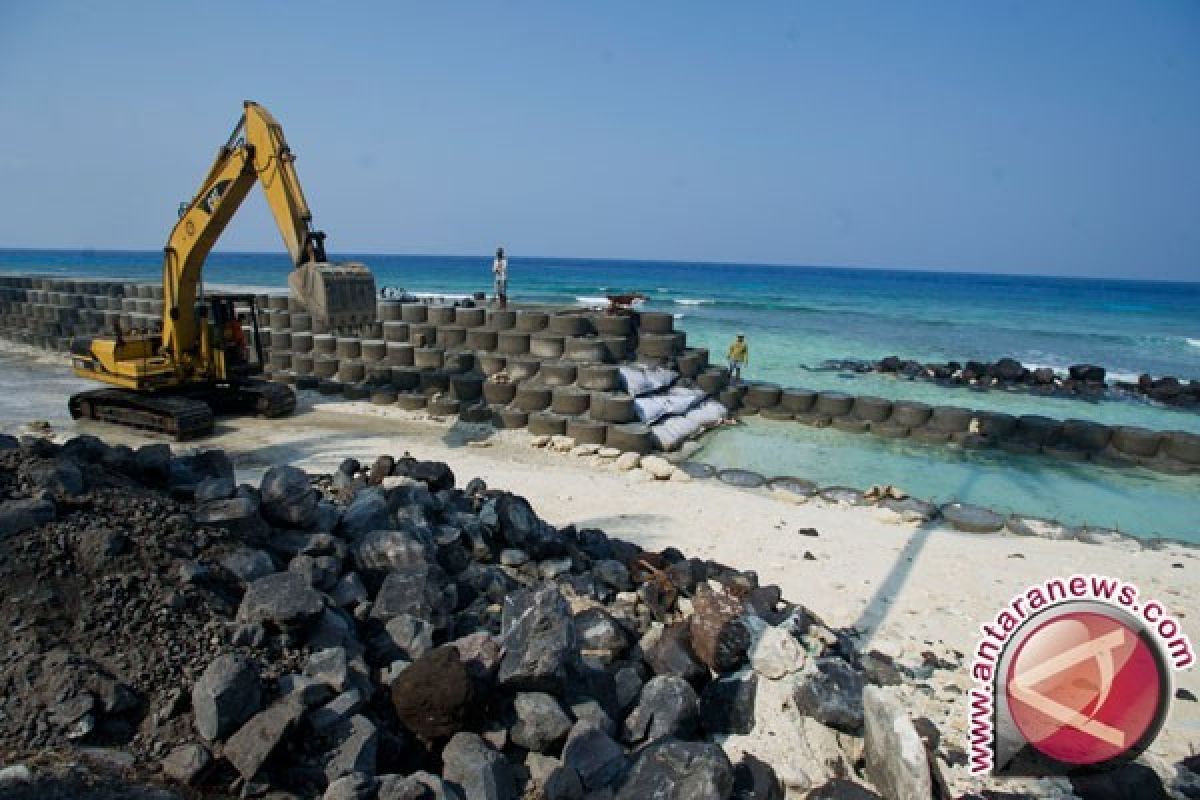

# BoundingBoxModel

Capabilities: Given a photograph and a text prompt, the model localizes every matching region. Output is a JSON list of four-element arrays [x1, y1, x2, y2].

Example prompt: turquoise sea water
[[2, 248, 1197, 539]]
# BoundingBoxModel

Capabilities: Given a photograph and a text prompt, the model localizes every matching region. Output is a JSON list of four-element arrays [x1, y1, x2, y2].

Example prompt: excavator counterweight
[[68, 102, 376, 439]]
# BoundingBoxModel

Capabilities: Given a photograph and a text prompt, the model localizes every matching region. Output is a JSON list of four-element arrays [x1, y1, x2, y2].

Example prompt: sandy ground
[[3, 340, 1198, 794]]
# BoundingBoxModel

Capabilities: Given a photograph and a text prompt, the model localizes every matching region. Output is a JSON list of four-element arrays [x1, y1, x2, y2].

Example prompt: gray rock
[[381, 614, 435, 662], [339, 488, 393, 540], [614, 666, 644, 713], [561, 721, 626, 791], [137, 441, 175, 484], [193, 496, 267, 539], [574, 607, 629, 656], [642, 621, 707, 684], [223, 696, 307, 780], [614, 738, 733, 800], [449, 631, 503, 683], [511, 692, 573, 753], [941, 502, 1005, 533], [0, 496, 55, 536], [442, 732, 518, 800], [305, 647, 352, 692], [194, 476, 236, 503], [324, 772, 377, 800], [408, 770, 467, 800], [793, 657, 864, 733], [499, 548, 529, 567], [498, 587, 577, 693], [278, 674, 336, 708], [863, 686, 931, 800], [309, 690, 366, 734], [592, 560, 633, 593], [325, 714, 379, 783], [372, 563, 456, 630], [160, 743, 211, 786], [290, 553, 342, 592], [191, 654, 261, 742], [524, 753, 584, 800], [260, 465, 320, 528], [334, 572, 370, 607], [377, 772, 441, 800], [353, 528, 433, 572], [623, 675, 699, 744], [237, 571, 325, 631], [24, 459, 84, 495], [698, 671, 757, 735], [219, 548, 276, 585]]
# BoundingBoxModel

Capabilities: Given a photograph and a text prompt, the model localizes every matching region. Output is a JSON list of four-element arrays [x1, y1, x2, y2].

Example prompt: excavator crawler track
[[69, 389, 215, 440], [68, 381, 296, 441], [218, 379, 297, 418]]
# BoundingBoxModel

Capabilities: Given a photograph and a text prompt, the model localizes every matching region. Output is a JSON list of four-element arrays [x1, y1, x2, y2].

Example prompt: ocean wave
[[674, 298, 713, 306], [1188, 338, 1200, 349], [575, 296, 608, 306], [673, 313, 685, 320], [411, 291, 471, 301]]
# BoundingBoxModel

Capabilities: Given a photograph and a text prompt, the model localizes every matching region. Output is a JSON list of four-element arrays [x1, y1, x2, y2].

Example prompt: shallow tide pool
[[694, 418, 1200, 542]]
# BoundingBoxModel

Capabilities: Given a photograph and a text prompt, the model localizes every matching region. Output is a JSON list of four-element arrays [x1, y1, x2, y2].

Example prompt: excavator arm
[[161, 101, 374, 365]]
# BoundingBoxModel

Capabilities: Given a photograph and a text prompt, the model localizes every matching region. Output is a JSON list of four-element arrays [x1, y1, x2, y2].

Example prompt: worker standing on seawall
[[493, 247, 509, 309], [727, 332, 748, 385]]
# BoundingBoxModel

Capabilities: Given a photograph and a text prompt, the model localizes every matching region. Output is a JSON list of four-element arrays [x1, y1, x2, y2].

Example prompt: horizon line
[[0, 246, 1197, 287]]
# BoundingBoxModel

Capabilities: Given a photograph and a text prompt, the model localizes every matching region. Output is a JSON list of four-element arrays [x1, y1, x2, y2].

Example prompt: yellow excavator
[[69, 101, 376, 439]]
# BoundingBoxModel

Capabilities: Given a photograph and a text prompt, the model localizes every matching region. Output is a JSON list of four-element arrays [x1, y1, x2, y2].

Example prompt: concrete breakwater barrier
[[0, 276, 731, 454], [721, 381, 1200, 476], [3, 274, 1196, 473], [821, 354, 1200, 411]]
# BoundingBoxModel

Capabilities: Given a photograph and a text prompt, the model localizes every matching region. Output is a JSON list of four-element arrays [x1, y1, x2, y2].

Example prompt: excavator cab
[[206, 293, 264, 380]]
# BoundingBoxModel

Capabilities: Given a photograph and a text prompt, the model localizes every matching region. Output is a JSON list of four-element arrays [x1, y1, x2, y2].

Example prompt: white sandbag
[[663, 386, 706, 414], [651, 415, 703, 451], [634, 394, 673, 424], [685, 399, 727, 428], [619, 364, 677, 397]]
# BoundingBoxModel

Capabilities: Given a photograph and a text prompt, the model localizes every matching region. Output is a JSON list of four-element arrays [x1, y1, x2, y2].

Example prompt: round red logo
[[1004, 609, 1166, 765]]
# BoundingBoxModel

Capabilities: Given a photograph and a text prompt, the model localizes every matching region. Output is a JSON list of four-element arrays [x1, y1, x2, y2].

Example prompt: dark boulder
[[699, 671, 757, 735], [237, 571, 325, 632], [372, 563, 457, 631], [391, 645, 483, 740], [689, 584, 750, 674], [793, 657, 865, 733], [498, 587, 577, 694], [260, 465, 320, 529], [643, 621, 707, 686], [614, 738, 733, 800], [191, 654, 262, 742], [622, 674, 699, 744], [0, 496, 56, 537], [510, 691, 573, 753], [562, 721, 627, 791]]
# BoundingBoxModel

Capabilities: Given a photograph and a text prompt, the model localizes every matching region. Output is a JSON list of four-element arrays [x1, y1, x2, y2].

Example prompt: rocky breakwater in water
[[717, 380, 1200, 476], [0, 430, 1066, 800], [823, 354, 1200, 410]]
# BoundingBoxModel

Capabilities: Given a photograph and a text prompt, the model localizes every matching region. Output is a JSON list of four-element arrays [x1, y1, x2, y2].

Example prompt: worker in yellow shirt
[[727, 332, 748, 385]]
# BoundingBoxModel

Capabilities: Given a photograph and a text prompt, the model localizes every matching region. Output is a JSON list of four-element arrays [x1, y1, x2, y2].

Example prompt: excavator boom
[[162, 101, 375, 365]]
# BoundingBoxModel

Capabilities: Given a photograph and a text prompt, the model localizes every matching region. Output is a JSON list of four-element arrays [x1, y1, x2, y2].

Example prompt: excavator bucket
[[288, 261, 377, 328]]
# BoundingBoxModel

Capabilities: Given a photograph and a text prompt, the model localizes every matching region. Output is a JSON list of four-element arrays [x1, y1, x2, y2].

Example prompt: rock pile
[[0, 430, 959, 799], [0, 431, 1185, 799], [828, 354, 1200, 410]]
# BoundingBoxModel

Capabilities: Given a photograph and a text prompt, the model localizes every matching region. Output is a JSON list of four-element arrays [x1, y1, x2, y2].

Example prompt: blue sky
[[0, 2, 1197, 279]]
